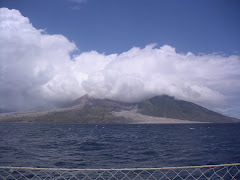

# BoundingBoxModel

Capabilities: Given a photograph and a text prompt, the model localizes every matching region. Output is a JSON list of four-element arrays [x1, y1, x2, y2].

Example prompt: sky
[[0, 0, 240, 118]]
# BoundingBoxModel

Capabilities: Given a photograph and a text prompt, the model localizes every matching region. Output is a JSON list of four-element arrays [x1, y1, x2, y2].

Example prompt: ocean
[[0, 123, 240, 169]]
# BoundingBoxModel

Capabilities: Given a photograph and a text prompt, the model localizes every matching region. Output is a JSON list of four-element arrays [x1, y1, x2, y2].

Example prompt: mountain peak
[[138, 95, 238, 123], [66, 94, 93, 108], [1, 94, 239, 124]]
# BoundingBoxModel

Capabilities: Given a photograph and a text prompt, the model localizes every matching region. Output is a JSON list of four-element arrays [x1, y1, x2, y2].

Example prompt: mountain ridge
[[138, 95, 238, 123], [0, 95, 239, 123]]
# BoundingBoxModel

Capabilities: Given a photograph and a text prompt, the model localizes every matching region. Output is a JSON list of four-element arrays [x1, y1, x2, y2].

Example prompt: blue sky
[[1, 0, 240, 55], [1, 0, 240, 118]]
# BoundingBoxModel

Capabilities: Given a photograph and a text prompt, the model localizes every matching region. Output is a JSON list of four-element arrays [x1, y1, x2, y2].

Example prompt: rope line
[[1, 163, 240, 171], [1, 163, 240, 179]]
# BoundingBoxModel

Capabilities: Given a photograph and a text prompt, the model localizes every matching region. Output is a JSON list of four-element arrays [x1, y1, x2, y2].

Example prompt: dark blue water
[[0, 123, 240, 169]]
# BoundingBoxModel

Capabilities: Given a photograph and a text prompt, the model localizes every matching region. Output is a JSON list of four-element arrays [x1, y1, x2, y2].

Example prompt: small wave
[[141, 150, 157, 155]]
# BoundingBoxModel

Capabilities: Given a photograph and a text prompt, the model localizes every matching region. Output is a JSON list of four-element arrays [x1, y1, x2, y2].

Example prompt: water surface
[[0, 123, 240, 169]]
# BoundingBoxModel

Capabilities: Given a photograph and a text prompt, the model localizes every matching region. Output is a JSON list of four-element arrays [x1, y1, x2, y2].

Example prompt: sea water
[[0, 123, 240, 169]]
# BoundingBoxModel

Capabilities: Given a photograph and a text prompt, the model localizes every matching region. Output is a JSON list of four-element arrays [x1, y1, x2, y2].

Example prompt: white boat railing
[[0, 163, 240, 179]]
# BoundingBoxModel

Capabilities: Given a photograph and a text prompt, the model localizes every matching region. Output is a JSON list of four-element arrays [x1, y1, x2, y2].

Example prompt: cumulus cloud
[[0, 8, 77, 110], [1, 8, 240, 117]]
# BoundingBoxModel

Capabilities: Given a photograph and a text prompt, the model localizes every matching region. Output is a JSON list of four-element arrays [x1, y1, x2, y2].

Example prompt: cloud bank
[[1, 8, 240, 116]]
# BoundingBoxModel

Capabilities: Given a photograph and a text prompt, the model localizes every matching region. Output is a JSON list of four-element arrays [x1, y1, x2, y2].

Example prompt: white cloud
[[69, 0, 87, 10], [0, 8, 77, 110], [70, 0, 87, 3], [1, 8, 240, 117]]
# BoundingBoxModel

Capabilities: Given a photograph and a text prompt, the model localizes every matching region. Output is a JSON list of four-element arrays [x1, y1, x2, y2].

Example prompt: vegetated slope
[[138, 95, 238, 123]]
